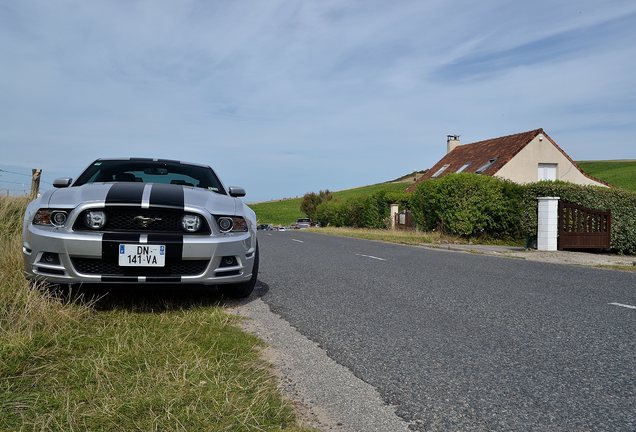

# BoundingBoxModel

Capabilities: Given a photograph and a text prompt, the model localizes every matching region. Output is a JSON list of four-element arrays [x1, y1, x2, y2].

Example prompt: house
[[406, 128, 607, 192]]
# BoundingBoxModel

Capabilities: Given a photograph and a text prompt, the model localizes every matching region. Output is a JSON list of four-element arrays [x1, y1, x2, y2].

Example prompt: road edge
[[229, 297, 411, 432]]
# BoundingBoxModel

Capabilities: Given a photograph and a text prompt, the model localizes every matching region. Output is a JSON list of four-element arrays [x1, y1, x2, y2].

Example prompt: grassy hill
[[251, 181, 411, 225], [578, 160, 636, 192]]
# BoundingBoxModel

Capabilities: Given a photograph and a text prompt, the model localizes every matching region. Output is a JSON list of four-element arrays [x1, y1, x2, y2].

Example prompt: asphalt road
[[256, 231, 636, 431]]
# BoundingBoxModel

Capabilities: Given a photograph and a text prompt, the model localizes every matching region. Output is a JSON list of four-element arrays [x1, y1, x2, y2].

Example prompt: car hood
[[46, 183, 238, 215]]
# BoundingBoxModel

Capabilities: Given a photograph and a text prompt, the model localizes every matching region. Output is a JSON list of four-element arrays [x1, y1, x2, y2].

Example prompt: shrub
[[410, 174, 524, 238], [315, 200, 348, 227], [521, 181, 636, 254], [300, 190, 333, 222]]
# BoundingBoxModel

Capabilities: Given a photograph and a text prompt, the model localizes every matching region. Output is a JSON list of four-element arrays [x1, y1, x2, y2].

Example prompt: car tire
[[220, 243, 259, 299]]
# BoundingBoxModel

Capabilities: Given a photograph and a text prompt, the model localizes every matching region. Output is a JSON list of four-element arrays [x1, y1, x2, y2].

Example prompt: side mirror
[[228, 186, 246, 197], [53, 177, 73, 188]]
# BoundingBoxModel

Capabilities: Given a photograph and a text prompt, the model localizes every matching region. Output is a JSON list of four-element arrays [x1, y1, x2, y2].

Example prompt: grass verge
[[307, 227, 523, 247], [595, 265, 636, 272], [307, 227, 444, 245], [0, 196, 312, 432]]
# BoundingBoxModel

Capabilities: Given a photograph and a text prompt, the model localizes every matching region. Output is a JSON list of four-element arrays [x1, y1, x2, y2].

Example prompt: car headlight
[[33, 209, 69, 227], [84, 210, 107, 229], [181, 214, 202, 232], [215, 216, 248, 233]]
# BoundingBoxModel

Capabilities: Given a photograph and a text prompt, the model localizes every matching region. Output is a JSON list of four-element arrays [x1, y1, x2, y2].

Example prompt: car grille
[[73, 207, 211, 234], [71, 258, 209, 276]]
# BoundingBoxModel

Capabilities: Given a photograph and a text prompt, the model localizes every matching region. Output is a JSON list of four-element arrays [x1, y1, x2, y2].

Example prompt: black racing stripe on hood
[[105, 182, 146, 205], [149, 184, 185, 209], [102, 233, 141, 261]]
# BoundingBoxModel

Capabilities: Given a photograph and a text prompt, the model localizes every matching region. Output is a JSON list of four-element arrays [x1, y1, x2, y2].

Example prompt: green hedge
[[315, 190, 407, 229], [521, 181, 636, 254], [410, 174, 524, 238]]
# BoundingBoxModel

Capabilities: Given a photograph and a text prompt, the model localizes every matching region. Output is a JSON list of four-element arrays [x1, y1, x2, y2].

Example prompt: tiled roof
[[406, 128, 608, 192]]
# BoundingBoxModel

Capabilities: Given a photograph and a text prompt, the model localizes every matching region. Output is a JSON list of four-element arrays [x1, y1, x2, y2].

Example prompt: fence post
[[31, 169, 42, 198], [537, 197, 559, 251], [390, 204, 399, 230]]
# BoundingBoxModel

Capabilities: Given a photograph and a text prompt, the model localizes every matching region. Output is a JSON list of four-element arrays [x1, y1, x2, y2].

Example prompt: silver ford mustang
[[22, 158, 259, 298]]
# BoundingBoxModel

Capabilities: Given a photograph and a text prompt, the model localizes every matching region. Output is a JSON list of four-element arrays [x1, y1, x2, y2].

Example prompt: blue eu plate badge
[[160, 245, 165, 255], [119, 245, 125, 254]]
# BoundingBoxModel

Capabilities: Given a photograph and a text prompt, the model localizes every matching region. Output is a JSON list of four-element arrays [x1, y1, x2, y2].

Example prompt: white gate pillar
[[537, 197, 559, 251], [390, 204, 399, 230]]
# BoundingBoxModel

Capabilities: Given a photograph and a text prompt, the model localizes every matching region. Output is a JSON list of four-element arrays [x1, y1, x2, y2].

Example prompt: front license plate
[[118, 244, 165, 267]]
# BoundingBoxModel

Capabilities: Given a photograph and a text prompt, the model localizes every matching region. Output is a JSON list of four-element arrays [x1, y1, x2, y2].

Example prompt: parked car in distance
[[257, 224, 273, 231], [295, 218, 311, 229], [22, 158, 259, 298]]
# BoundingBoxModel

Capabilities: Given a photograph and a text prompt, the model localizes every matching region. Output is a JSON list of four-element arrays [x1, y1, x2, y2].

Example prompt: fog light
[[85, 210, 107, 229], [219, 256, 238, 268], [181, 214, 202, 232], [218, 217, 233, 233], [40, 252, 60, 265]]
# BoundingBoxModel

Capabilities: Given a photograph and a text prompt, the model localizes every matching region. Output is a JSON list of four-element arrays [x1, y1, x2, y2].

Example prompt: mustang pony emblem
[[134, 215, 162, 228]]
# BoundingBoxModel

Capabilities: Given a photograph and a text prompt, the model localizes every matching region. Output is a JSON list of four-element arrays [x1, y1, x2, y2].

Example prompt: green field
[[250, 182, 411, 225], [578, 160, 636, 192]]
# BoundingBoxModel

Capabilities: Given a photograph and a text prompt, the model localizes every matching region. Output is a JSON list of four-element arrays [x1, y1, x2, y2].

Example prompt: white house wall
[[494, 134, 606, 187]]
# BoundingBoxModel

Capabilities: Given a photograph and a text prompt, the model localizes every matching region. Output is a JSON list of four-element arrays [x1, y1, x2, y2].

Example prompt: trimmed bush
[[410, 174, 524, 238], [521, 181, 636, 254]]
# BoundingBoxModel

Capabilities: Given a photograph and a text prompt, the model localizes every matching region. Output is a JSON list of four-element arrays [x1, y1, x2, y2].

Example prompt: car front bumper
[[23, 224, 257, 285]]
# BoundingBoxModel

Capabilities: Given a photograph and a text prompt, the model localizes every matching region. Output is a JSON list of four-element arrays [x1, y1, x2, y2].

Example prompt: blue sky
[[1, 0, 635, 201]]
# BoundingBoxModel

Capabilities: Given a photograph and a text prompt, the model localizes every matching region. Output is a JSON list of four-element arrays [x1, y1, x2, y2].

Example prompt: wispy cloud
[[433, 11, 636, 82]]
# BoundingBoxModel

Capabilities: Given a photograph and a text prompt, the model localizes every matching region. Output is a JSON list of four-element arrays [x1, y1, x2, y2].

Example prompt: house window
[[538, 163, 557, 181], [431, 164, 450, 178], [476, 158, 497, 174], [456, 163, 471, 173]]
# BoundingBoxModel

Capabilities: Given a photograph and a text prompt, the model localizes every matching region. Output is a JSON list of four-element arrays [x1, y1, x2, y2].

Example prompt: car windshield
[[73, 159, 226, 194]]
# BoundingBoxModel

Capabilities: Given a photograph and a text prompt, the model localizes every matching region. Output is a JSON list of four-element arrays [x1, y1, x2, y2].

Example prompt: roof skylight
[[475, 158, 497, 174], [431, 164, 450, 178], [456, 163, 471, 173]]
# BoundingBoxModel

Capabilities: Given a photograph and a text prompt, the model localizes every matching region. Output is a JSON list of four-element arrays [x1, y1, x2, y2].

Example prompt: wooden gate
[[558, 201, 611, 250], [395, 210, 415, 231]]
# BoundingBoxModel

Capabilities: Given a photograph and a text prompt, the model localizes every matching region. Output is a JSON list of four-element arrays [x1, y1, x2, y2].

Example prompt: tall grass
[[0, 197, 89, 358], [0, 196, 312, 431]]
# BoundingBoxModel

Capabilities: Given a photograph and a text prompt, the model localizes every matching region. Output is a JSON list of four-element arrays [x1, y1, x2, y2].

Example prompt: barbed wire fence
[[0, 167, 52, 197]]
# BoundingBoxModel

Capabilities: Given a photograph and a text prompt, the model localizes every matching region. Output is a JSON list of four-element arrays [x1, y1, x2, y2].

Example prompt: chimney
[[447, 134, 460, 153]]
